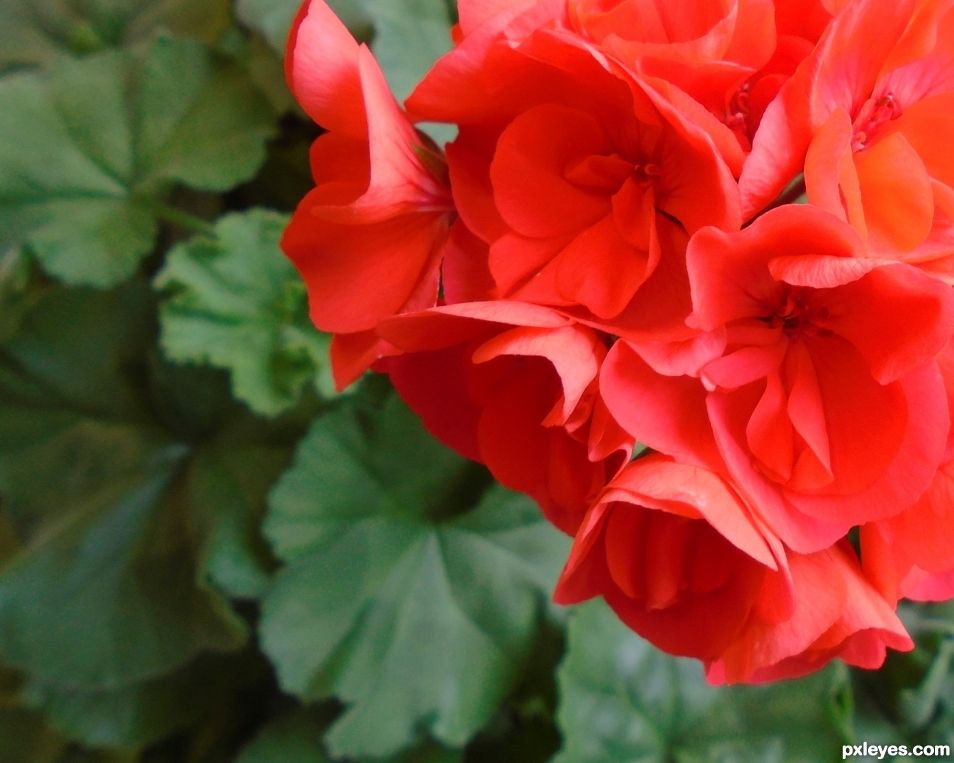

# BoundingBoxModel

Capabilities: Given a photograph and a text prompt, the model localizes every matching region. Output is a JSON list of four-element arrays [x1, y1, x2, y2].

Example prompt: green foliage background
[[0, 1, 953, 761]]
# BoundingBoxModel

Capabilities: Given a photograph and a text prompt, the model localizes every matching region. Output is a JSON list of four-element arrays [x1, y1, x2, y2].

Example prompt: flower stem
[[140, 199, 215, 236]]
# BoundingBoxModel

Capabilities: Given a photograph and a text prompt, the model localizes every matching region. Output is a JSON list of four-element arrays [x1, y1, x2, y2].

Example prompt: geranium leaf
[[235, 710, 331, 763], [236, 0, 372, 55], [236, 0, 305, 55], [0, 0, 232, 72], [236, 0, 451, 102], [0, 248, 49, 344], [356, 0, 453, 102], [0, 283, 257, 692], [235, 709, 464, 763], [189, 443, 288, 600], [0, 38, 275, 287], [0, 426, 248, 691], [133, 38, 275, 192], [555, 600, 849, 763], [260, 391, 569, 757], [155, 209, 331, 417], [22, 653, 252, 749], [384, 741, 463, 763]]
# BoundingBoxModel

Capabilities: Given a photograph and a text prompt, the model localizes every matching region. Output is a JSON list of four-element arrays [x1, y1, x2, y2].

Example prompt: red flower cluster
[[283, 0, 954, 683]]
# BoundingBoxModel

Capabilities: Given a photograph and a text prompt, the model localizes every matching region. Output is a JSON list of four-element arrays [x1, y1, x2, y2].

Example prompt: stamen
[[757, 289, 831, 339], [851, 92, 901, 151]]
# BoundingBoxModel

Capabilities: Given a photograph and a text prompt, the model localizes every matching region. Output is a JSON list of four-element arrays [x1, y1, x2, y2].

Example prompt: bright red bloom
[[409, 7, 740, 327], [863, 461, 954, 602], [446, 0, 834, 168], [555, 456, 778, 660], [708, 543, 913, 683], [602, 205, 954, 552], [281, 0, 456, 387], [376, 302, 632, 533], [569, 0, 834, 156], [281, 0, 954, 686], [743, 0, 954, 264], [555, 456, 911, 682], [862, 343, 954, 602]]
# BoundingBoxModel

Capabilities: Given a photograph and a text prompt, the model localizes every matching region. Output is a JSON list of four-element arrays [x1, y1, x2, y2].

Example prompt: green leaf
[[0, 513, 18, 563], [236, 0, 451, 102], [874, 609, 954, 748], [235, 710, 463, 763], [260, 392, 569, 758], [236, 0, 304, 55], [383, 740, 463, 763], [133, 39, 275, 192], [189, 443, 287, 600], [155, 210, 331, 417], [898, 639, 954, 729], [0, 283, 250, 692], [357, 0, 453, 102], [113, 0, 233, 47], [0, 247, 48, 343], [0, 0, 232, 73], [0, 37, 275, 287], [243, 34, 297, 115], [555, 600, 849, 763], [0, 440, 247, 690], [0, 0, 83, 71], [23, 653, 251, 749], [237, 0, 373, 55], [57, 750, 139, 763], [0, 283, 156, 516], [236, 710, 330, 763]]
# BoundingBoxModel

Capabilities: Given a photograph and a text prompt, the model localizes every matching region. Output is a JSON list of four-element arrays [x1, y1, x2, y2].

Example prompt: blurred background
[[0, 1, 953, 761]]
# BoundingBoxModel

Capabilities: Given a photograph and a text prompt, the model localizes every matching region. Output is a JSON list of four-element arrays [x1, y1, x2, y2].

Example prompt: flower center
[[759, 288, 832, 339], [724, 82, 753, 150], [851, 92, 901, 152], [564, 153, 659, 192]]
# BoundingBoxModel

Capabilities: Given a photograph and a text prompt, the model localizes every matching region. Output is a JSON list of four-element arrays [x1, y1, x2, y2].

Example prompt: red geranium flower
[[281, 0, 457, 387], [555, 455, 912, 682], [743, 0, 954, 266], [409, 5, 740, 327], [602, 205, 954, 551], [280, 0, 954, 685]]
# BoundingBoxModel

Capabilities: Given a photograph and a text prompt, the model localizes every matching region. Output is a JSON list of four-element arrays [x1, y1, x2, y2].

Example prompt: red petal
[[286, 0, 365, 135], [613, 456, 777, 568], [602, 341, 723, 468], [282, 203, 445, 333], [383, 346, 484, 461], [490, 104, 612, 238], [708, 389, 850, 552], [441, 221, 498, 304], [472, 325, 603, 423], [330, 331, 392, 390], [378, 301, 570, 352], [555, 213, 656, 319], [821, 264, 954, 384], [854, 132, 934, 253], [788, 359, 948, 524]]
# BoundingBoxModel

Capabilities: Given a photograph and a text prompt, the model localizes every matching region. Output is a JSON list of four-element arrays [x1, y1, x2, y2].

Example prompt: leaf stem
[[140, 199, 215, 236], [908, 618, 954, 637], [901, 638, 954, 728]]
